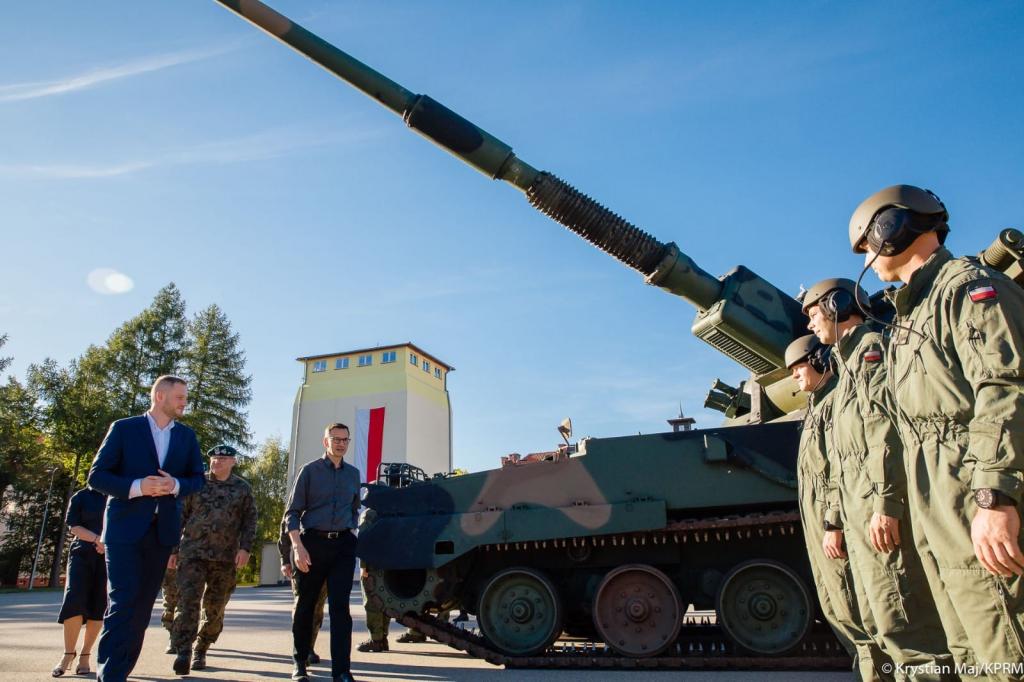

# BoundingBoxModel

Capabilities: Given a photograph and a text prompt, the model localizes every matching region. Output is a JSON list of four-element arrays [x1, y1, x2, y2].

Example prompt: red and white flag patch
[[969, 284, 997, 302], [863, 349, 882, 363]]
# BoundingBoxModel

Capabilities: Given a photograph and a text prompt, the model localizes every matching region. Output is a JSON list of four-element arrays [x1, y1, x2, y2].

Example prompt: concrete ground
[[0, 585, 853, 681]]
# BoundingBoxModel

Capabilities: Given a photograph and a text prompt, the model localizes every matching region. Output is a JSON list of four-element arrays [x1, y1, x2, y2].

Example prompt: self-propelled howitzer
[[211, 0, 868, 670]]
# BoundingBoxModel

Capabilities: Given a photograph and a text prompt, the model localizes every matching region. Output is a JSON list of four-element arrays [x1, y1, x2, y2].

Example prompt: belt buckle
[[326, 531, 340, 539]]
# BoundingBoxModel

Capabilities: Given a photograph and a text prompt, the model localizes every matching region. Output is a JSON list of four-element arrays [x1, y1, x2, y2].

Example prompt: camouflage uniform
[[360, 569, 391, 643], [887, 247, 1024, 680], [830, 324, 956, 679], [170, 472, 257, 654], [161, 568, 178, 632], [798, 373, 892, 681], [278, 520, 328, 653]]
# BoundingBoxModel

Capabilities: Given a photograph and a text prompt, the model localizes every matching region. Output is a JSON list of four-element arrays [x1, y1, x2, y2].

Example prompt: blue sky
[[2, 1, 1022, 473]]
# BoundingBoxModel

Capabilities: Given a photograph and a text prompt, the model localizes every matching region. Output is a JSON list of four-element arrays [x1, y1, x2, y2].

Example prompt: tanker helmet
[[849, 184, 949, 255], [801, 278, 869, 323], [785, 333, 829, 373]]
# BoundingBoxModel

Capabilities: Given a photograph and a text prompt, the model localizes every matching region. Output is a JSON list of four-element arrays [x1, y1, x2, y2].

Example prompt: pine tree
[[97, 283, 188, 415], [181, 304, 253, 452]]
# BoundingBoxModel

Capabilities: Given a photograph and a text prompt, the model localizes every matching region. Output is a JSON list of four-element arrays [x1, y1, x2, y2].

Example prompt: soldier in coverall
[[850, 185, 1024, 681], [279, 518, 328, 663], [786, 334, 894, 681], [169, 445, 257, 676], [804, 278, 956, 680]]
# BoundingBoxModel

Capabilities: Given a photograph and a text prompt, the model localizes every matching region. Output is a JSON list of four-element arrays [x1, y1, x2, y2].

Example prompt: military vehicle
[[214, 0, 1024, 670]]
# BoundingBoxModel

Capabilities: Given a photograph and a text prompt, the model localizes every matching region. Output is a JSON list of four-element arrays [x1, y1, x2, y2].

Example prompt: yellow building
[[288, 343, 453, 487]]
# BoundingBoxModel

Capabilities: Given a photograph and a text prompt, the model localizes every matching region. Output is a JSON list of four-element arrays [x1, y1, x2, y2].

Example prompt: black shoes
[[307, 650, 321, 664], [172, 651, 190, 676], [333, 674, 356, 682], [397, 631, 427, 644], [357, 637, 389, 652], [291, 663, 310, 681]]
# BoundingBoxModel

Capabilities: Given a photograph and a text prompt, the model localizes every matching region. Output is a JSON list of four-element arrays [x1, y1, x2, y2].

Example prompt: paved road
[[0, 585, 853, 681]]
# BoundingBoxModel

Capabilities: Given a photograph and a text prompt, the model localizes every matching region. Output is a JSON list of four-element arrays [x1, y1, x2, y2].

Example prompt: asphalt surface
[[0, 585, 853, 681]]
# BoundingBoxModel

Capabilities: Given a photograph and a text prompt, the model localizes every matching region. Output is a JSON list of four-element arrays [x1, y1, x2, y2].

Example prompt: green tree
[[0, 374, 64, 586], [235, 436, 289, 583], [100, 283, 188, 416], [181, 304, 253, 452]]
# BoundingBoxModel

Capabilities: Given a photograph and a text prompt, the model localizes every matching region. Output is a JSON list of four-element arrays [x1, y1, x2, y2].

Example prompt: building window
[[335, 358, 349, 370], [358, 354, 373, 367], [434, 367, 442, 379], [381, 351, 396, 364], [312, 360, 327, 373], [409, 353, 417, 366], [422, 359, 430, 373]]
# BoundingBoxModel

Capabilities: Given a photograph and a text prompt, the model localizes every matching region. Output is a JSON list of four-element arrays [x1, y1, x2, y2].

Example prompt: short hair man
[[87, 376, 206, 682], [850, 184, 1024, 676], [285, 423, 361, 682], [804, 279, 955, 675], [785, 334, 892, 679], [169, 444, 257, 675]]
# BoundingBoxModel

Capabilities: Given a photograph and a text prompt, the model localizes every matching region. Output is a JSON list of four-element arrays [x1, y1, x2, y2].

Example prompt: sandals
[[76, 653, 91, 675], [52, 651, 76, 677]]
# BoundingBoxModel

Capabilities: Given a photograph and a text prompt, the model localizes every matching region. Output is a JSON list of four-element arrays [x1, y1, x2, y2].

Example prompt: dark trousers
[[98, 522, 172, 682], [292, 531, 356, 676]]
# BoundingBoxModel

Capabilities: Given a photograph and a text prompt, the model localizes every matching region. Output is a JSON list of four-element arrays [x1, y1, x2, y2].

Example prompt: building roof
[[296, 342, 454, 371]]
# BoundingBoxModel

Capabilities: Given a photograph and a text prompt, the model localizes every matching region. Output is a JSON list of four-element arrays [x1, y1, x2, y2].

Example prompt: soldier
[[161, 568, 178, 653], [169, 445, 257, 676], [850, 185, 1024, 679], [279, 519, 328, 664], [357, 566, 391, 652], [786, 334, 893, 681], [804, 278, 956, 679]]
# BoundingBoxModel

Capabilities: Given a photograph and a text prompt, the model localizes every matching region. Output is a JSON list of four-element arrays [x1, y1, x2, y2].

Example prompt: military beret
[[207, 444, 239, 458]]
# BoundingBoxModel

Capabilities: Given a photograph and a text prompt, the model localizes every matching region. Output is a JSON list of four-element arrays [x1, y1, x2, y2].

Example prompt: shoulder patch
[[968, 284, 997, 303], [862, 349, 882, 363]]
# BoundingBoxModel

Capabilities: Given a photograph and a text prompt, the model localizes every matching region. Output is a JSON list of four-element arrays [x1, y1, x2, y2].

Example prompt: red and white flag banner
[[354, 407, 385, 483]]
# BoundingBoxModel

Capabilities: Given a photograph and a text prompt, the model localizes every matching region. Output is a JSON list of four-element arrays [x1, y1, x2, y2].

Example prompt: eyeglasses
[[329, 437, 351, 444]]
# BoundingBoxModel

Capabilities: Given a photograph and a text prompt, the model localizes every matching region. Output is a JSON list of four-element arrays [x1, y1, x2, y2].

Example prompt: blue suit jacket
[[87, 415, 205, 546]]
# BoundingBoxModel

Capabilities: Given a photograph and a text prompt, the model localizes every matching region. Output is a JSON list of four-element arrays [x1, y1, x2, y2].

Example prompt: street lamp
[[28, 467, 59, 591]]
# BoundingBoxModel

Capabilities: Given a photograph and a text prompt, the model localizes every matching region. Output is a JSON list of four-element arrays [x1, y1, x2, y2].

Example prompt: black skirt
[[57, 548, 107, 623]]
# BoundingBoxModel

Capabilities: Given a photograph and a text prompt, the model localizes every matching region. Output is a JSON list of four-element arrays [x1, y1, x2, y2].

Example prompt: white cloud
[[87, 268, 134, 295], [0, 127, 381, 180], [0, 44, 236, 103]]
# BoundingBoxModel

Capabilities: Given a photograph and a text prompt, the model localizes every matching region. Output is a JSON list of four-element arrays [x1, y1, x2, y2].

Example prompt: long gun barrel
[[214, 0, 807, 376]]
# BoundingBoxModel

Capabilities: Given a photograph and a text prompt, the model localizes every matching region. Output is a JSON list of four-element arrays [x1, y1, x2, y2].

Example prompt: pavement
[[0, 585, 853, 681]]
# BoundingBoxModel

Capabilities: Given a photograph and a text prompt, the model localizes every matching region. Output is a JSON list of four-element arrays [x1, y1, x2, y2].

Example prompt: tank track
[[385, 510, 853, 670]]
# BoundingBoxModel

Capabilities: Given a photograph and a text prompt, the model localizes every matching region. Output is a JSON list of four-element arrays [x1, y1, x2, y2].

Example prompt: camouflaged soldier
[[805, 278, 957, 679], [279, 518, 328, 663], [851, 185, 1024, 680], [787, 334, 894, 681], [161, 567, 178, 652], [169, 445, 257, 676]]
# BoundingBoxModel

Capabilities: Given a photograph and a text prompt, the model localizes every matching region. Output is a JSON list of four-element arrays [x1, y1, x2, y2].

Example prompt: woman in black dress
[[53, 487, 107, 677]]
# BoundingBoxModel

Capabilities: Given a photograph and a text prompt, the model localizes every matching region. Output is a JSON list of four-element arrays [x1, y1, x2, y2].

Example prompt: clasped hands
[[140, 469, 176, 496]]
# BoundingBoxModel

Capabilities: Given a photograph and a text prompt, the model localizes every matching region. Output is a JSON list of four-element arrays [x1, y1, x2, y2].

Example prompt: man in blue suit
[[88, 375, 205, 682]]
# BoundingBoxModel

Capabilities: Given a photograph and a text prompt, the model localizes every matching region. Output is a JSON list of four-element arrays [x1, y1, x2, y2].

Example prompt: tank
[[214, 0, 1024, 668]]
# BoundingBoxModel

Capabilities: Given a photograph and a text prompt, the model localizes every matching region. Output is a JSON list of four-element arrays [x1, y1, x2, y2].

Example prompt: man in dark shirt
[[285, 422, 361, 682]]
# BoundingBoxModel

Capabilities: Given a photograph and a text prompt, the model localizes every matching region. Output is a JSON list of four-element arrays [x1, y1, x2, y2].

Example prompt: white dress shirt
[[128, 412, 181, 500]]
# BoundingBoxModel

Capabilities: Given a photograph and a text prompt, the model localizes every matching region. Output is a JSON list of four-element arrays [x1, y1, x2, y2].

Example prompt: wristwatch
[[974, 488, 1017, 509], [823, 521, 842, 532]]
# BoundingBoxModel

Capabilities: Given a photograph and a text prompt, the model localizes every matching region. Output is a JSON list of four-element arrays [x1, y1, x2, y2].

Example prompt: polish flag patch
[[969, 284, 997, 302], [863, 349, 882, 363]]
